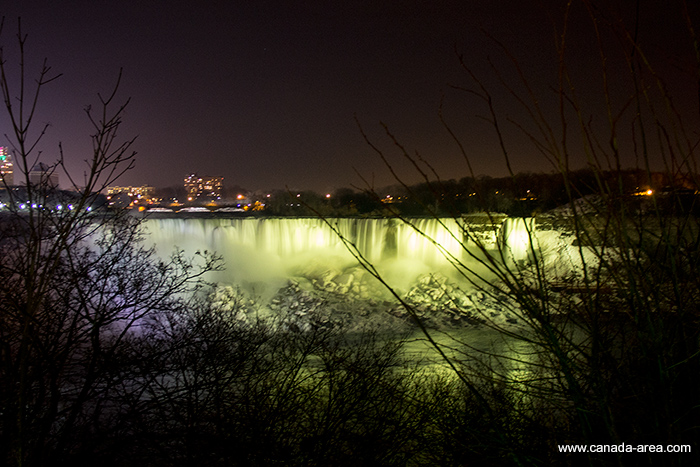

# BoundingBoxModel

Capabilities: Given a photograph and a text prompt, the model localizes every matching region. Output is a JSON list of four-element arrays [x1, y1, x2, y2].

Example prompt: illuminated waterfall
[[498, 218, 536, 264], [142, 217, 542, 286]]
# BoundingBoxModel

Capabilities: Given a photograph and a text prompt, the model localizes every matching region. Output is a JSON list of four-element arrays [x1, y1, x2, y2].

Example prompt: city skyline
[[1, 1, 698, 193]]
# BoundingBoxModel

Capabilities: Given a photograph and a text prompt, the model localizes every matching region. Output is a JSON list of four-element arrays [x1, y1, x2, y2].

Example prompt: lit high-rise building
[[0, 146, 13, 186], [184, 173, 223, 201]]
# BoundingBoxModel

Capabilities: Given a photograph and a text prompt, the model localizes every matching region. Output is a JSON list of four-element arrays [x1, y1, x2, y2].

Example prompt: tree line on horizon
[[242, 167, 698, 217]]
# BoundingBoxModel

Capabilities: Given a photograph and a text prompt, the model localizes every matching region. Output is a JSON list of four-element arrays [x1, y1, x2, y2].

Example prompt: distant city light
[[633, 188, 654, 196]]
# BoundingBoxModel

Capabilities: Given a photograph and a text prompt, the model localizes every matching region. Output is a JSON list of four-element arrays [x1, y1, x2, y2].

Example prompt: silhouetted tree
[[0, 22, 220, 466]]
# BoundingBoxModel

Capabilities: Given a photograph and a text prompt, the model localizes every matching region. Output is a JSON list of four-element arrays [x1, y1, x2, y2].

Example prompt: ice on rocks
[[210, 266, 533, 333]]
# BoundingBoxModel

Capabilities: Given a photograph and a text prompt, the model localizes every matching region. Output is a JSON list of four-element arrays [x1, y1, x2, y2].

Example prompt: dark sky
[[2, 0, 697, 193]]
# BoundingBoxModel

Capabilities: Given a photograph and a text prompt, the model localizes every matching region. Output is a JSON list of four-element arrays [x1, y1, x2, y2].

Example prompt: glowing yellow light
[[314, 229, 326, 247], [646, 189, 653, 195], [407, 233, 418, 252]]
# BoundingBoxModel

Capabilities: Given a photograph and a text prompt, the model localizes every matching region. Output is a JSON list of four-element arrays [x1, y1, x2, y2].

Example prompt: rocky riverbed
[[209, 265, 524, 333]]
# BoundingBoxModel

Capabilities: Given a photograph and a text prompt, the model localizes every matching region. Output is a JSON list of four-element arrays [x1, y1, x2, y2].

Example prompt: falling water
[[140, 215, 583, 346], [142, 217, 515, 285], [498, 217, 537, 264]]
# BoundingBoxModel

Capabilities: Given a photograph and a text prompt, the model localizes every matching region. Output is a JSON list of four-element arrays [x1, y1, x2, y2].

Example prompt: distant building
[[0, 146, 12, 186], [0, 151, 61, 188], [29, 163, 59, 188], [184, 173, 223, 201], [106, 185, 156, 207], [107, 185, 155, 198]]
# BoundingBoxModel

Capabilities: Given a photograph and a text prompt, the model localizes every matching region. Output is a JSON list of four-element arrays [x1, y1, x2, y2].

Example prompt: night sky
[[2, 1, 697, 193]]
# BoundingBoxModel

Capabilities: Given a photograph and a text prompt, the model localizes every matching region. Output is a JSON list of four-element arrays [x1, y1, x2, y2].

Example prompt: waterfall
[[142, 216, 531, 286], [139, 215, 581, 332], [498, 218, 536, 264]]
